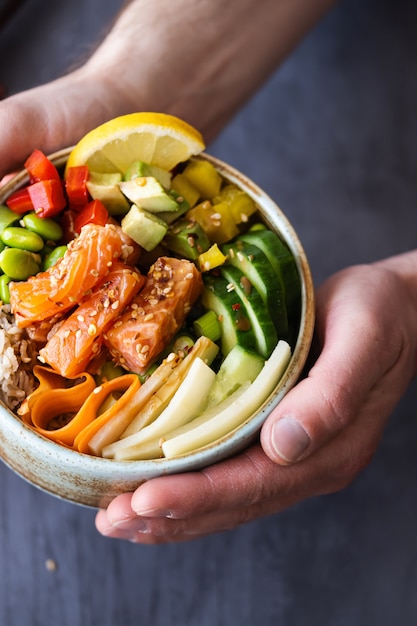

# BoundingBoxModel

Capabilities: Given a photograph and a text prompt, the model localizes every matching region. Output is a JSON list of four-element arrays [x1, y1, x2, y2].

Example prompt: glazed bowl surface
[[0, 149, 314, 508]]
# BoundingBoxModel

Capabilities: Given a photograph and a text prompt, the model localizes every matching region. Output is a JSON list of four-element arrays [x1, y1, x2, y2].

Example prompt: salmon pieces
[[104, 256, 203, 374], [10, 221, 202, 377], [39, 262, 145, 377], [9, 223, 127, 327]]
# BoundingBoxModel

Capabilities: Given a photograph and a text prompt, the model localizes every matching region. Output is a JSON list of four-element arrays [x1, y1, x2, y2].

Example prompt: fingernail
[[133, 506, 172, 518], [113, 517, 149, 533], [271, 417, 310, 462]]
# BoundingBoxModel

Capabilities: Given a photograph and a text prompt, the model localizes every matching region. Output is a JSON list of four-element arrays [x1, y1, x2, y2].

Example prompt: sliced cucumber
[[240, 229, 301, 328], [221, 265, 277, 358], [201, 273, 257, 356], [205, 344, 265, 409], [221, 240, 288, 340]]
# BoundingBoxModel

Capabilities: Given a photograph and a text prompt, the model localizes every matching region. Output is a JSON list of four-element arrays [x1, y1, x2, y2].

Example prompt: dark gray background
[[1, 0, 417, 624]]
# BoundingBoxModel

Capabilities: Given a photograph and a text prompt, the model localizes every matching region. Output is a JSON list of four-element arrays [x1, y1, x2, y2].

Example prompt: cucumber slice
[[221, 240, 288, 340], [201, 273, 257, 356], [205, 344, 265, 409], [240, 229, 301, 326], [221, 265, 277, 358]]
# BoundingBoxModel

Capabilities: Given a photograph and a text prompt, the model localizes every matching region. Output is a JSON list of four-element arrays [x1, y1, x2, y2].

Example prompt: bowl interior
[[0, 149, 314, 507]]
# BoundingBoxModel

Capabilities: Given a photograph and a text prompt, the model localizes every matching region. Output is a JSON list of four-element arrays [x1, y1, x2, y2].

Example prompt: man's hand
[[96, 256, 417, 543]]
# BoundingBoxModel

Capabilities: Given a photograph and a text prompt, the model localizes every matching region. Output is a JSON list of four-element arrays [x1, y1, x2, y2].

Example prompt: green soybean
[[0, 248, 41, 280], [42, 245, 67, 270], [22, 212, 63, 242], [0, 275, 11, 304], [0, 205, 18, 232], [1, 227, 44, 252]]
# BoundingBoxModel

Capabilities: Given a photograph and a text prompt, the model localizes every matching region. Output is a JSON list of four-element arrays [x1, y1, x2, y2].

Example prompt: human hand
[[95, 255, 417, 543], [0, 0, 337, 180]]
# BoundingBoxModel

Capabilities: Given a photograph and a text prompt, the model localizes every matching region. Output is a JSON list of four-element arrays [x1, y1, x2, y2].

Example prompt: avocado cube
[[121, 204, 168, 251], [119, 176, 179, 213], [86, 171, 130, 216], [123, 161, 172, 190], [162, 218, 211, 260]]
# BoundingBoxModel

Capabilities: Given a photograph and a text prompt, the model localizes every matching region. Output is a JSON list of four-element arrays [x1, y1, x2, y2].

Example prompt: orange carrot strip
[[73, 374, 141, 454], [18, 365, 94, 425], [29, 373, 97, 445]]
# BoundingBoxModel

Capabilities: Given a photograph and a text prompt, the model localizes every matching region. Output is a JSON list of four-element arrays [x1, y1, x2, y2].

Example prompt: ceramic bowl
[[0, 149, 314, 508]]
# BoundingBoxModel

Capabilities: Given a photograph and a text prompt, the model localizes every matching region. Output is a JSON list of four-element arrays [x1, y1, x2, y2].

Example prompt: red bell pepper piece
[[59, 209, 78, 243], [24, 149, 60, 183], [28, 179, 67, 218], [73, 199, 109, 234], [65, 165, 90, 211], [5, 187, 34, 214]]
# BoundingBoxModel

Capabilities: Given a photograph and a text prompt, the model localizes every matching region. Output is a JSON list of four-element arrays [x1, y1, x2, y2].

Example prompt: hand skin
[[95, 252, 417, 543], [0, 0, 334, 178]]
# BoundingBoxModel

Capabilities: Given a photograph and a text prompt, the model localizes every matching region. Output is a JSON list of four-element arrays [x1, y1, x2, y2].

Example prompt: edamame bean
[[1, 227, 44, 252], [22, 212, 63, 242], [0, 275, 11, 304], [0, 248, 41, 280], [0, 205, 18, 232], [42, 245, 67, 270]]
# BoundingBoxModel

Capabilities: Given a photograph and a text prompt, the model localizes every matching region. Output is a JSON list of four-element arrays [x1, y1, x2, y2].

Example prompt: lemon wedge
[[65, 112, 205, 175]]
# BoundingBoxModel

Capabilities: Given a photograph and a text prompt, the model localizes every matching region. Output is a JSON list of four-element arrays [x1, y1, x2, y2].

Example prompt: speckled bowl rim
[[0, 149, 315, 508]]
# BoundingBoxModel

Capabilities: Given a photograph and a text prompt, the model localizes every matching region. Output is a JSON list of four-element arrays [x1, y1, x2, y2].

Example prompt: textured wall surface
[[1, 1, 417, 624]]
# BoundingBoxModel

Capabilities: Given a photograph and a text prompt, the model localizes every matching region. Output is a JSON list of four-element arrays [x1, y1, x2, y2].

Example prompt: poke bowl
[[0, 114, 314, 508]]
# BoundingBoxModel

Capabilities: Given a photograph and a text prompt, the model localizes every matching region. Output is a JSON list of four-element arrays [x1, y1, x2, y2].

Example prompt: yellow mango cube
[[182, 160, 222, 200]]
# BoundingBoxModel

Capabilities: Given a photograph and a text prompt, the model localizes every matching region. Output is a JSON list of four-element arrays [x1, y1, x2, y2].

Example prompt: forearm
[[0, 0, 335, 175], [84, 0, 336, 140]]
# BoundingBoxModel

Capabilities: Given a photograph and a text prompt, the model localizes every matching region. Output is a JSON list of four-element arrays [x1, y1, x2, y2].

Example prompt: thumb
[[260, 266, 411, 465]]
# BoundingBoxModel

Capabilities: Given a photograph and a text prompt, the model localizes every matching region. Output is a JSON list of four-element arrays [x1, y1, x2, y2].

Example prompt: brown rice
[[0, 304, 38, 411]]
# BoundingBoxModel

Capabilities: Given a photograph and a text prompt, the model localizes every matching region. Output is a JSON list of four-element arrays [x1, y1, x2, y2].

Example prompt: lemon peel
[[65, 112, 205, 176]]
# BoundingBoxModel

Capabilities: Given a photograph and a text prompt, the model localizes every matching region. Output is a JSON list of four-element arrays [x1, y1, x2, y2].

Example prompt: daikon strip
[[87, 355, 182, 456], [162, 340, 291, 458], [120, 336, 219, 438], [103, 357, 216, 459]]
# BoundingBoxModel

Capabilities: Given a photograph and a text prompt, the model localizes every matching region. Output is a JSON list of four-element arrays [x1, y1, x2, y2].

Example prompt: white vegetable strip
[[113, 383, 252, 461], [87, 354, 182, 456], [120, 336, 219, 438], [88, 335, 218, 456], [103, 357, 216, 459], [161, 340, 291, 458]]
